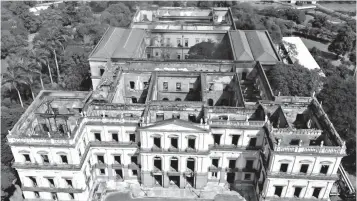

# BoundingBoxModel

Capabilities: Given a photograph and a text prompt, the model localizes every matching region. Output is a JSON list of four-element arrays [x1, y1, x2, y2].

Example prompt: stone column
[[163, 174, 169, 188], [219, 170, 226, 184], [123, 167, 129, 180], [180, 174, 185, 188], [141, 171, 153, 187], [195, 173, 208, 189]]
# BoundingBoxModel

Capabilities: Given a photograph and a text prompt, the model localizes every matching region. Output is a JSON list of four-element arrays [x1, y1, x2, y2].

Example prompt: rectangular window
[[232, 135, 240, 146], [143, 82, 149, 89], [176, 82, 181, 91], [249, 138, 257, 146], [129, 133, 136, 143], [290, 139, 300, 145], [100, 69, 105, 76], [131, 156, 138, 164], [34, 191, 40, 198], [184, 54, 189, 60], [65, 179, 73, 188], [320, 165, 329, 174], [114, 156, 121, 164], [229, 160, 236, 169], [112, 133, 118, 142], [188, 114, 196, 122], [131, 97, 137, 103], [280, 163, 288, 172], [166, 38, 171, 46], [154, 137, 161, 148], [94, 133, 101, 141], [184, 38, 188, 47], [100, 169, 105, 175], [163, 82, 168, 91], [69, 193, 74, 200], [300, 164, 309, 173], [147, 54, 151, 58], [213, 134, 221, 145], [188, 138, 195, 149], [51, 193, 57, 200], [245, 160, 254, 170], [177, 54, 181, 60], [132, 170, 138, 176], [244, 173, 251, 180], [274, 186, 283, 197], [129, 81, 135, 89], [208, 83, 214, 91], [42, 124, 49, 132], [189, 83, 194, 91], [52, 108, 59, 114], [97, 155, 104, 164], [155, 52, 159, 56], [48, 178, 55, 187], [60, 155, 68, 164], [29, 176, 37, 187], [156, 113, 164, 121], [172, 113, 180, 119], [312, 187, 322, 198], [41, 155, 49, 164], [171, 138, 178, 148], [212, 159, 219, 167], [294, 187, 302, 198], [177, 38, 181, 47]]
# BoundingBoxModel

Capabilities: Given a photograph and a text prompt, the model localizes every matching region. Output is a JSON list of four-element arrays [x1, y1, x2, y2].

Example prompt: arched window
[[175, 98, 181, 101], [208, 99, 214, 106], [162, 98, 169, 101]]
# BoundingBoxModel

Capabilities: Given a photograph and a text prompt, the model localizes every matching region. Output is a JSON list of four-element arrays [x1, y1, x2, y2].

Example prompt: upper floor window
[[208, 83, 214, 91], [163, 82, 168, 91], [100, 168, 105, 175], [94, 133, 101, 141], [177, 38, 182, 47], [294, 187, 302, 198], [245, 160, 254, 170], [290, 139, 300, 145], [300, 164, 309, 173], [29, 176, 37, 187], [184, 39, 189, 47], [114, 155, 121, 164], [212, 158, 219, 167], [131, 156, 138, 164], [51, 192, 58, 200], [153, 136, 161, 148], [132, 97, 137, 103], [177, 54, 181, 60], [130, 81, 135, 89], [129, 133, 136, 143], [244, 173, 251, 180], [34, 191, 40, 198], [312, 187, 322, 198], [41, 154, 49, 164], [188, 114, 196, 122], [48, 178, 55, 188], [144, 82, 149, 89], [112, 133, 118, 142], [52, 108, 59, 114], [229, 160, 236, 169], [60, 155, 68, 164], [176, 82, 181, 91], [280, 163, 288, 172], [97, 155, 104, 164], [172, 113, 180, 119], [184, 54, 189, 60], [23, 154, 31, 163], [213, 134, 221, 145], [100, 69, 105, 76], [248, 138, 257, 147], [65, 179, 73, 188], [232, 135, 240, 146], [69, 193, 74, 200], [274, 186, 283, 197], [320, 165, 329, 174]]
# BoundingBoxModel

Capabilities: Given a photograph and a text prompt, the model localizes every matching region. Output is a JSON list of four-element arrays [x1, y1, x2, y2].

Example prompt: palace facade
[[7, 6, 345, 201]]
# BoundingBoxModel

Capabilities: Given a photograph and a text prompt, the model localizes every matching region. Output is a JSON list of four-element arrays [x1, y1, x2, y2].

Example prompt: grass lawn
[[299, 37, 330, 52]]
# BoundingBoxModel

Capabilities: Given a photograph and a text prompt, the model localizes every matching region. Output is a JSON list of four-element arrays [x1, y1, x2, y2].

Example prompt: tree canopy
[[328, 26, 356, 56], [266, 63, 321, 96]]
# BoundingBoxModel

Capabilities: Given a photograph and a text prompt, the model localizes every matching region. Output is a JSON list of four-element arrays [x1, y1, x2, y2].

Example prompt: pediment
[[141, 119, 208, 132]]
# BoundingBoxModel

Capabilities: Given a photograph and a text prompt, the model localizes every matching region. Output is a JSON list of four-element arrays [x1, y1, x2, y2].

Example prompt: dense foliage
[[328, 26, 356, 56], [266, 63, 320, 96]]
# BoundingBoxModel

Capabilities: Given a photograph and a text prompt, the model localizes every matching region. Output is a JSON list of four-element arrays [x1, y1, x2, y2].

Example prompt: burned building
[[7, 6, 345, 201]]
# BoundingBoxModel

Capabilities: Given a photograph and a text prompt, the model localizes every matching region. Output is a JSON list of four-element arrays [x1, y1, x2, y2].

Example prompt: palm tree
[[29, 49, 50, 89], [2, 60, 25, 108], [16, 59, 39, 100]]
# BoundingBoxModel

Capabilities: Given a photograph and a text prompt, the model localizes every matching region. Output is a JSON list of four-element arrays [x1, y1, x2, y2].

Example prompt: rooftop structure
[[7, 6, 347, 201], [282, 37, 323, 75]]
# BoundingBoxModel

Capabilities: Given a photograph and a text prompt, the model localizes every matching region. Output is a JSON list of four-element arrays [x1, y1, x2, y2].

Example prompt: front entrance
[[186, 176, 194, 187], [154, 175, 162, 186], [227, 172, 235, 183], [169, 176, 180, 187]]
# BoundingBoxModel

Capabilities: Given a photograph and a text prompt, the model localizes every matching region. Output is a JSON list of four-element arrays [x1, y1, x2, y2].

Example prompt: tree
[[349, 51, 356, 64], [154, 1, 174, 7], [317, 76, 356, 173], [328, 26, 355, 56], [197, 1, 214, 7], [1, 31, 28, 59], [100, 3, 133, 27], [188, 42, 216, 59], [1, 62, 25, 108], [266, 63, 321, 96], [311, 15, 329, 29]]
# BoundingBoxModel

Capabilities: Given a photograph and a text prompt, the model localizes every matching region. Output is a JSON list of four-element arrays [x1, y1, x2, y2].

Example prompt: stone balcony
[[209, 144, 262, 151], [274, 145, 346, 155], [267, 171, 339, 180], [140, 148, 209, 155], [208, 166, 222, 172], [22, 186, 85, 193]]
